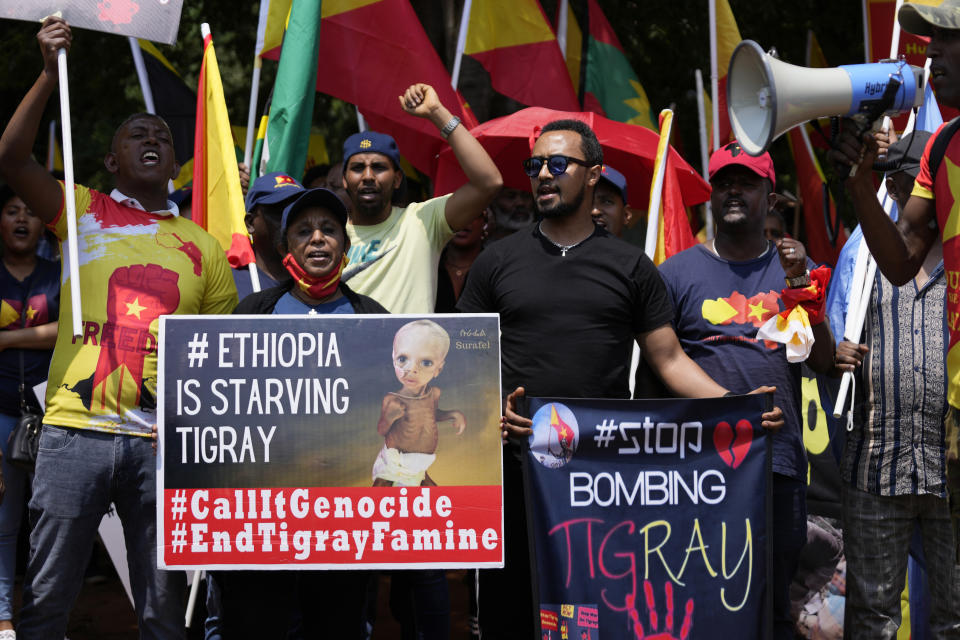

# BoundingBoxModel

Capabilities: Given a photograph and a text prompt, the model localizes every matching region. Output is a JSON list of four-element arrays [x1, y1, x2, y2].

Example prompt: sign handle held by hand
[[57, 47, 83, 338]]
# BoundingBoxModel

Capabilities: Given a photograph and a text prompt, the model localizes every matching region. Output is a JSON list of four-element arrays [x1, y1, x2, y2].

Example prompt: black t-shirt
[[456, 224, 673, 400]]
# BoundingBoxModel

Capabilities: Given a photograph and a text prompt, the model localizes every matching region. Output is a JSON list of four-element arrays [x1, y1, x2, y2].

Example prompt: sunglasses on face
[[522, 155, 590, 177]]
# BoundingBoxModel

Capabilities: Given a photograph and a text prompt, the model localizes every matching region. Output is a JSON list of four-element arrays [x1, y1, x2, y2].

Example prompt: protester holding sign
[[235, 187, 387, 316], [656, 143, 835, 639], [0, 17, 238, 639], [457, 119, 782, 638], [205, 187, 387, 638]]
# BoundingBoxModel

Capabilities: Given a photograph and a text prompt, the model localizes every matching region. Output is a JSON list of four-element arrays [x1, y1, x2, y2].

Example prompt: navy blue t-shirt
[[658, 243, 812, 481], [0, 258, 60, 415]]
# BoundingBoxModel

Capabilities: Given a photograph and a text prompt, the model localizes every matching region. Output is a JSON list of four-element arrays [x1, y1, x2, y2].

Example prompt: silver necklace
[[539, 222, 588, 257]]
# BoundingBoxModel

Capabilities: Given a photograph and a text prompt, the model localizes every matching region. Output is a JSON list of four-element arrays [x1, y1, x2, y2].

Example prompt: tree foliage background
[[0, 0, 869, 208]]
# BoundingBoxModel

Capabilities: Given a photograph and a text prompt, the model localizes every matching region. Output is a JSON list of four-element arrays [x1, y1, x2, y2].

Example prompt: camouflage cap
[[899, 0, 960, 37]]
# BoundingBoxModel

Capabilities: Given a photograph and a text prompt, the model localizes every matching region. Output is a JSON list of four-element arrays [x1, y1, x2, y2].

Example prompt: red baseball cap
[[708, 141, 776, 190]]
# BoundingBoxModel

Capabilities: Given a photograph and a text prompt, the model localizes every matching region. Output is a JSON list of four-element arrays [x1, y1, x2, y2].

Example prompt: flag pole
[[46, 120, 57, 172], [57, 48, 83, 338], [243, 18, 265, 293], [182, 25, 215, 609], [243, 59, 263, 169], [709, 0, 720, 151], [862, 0, 871, 63], [451, 0, 472, 89], [128, 37, 156, 114], [557, 0, 569, 58], [245, 0, 272, 169], [833, 0, 908, 417], [645, 109, 674, 260], [695, 69, 714, 240]]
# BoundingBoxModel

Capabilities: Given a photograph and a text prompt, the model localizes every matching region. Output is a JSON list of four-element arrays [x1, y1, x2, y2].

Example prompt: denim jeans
[[18, 426, 186, 640], [842, 484, 960, 639], [0, 413, 29, 621]]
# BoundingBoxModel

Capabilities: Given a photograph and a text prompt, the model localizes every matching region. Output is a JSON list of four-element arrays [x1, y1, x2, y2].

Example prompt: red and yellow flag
[[255, 0, 292, 60], [550, 405, 574, 449], [262, 0, 476, 177], [192, 27, 253, 268], [650, 110, 697, 265], [712, 0, 742, 149], [556, 0, 582, 95], [463, 0, 579, 111], [786, 126, 847, 266]]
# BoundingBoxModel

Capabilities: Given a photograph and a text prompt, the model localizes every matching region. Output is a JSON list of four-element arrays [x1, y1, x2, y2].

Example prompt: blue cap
[[245, 172, 304, 212], [599, 165, 628, 204], [280, 188, 349, 239], [342, 131, 402, 172]]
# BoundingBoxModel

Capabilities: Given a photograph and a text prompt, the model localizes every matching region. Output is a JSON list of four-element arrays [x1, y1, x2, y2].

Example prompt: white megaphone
[[727, 40, 924, 156]]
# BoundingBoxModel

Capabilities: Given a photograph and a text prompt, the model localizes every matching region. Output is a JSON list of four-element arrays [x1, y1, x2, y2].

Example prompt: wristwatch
[[785, 270, 811, 288], [440, 116, 461, 139]]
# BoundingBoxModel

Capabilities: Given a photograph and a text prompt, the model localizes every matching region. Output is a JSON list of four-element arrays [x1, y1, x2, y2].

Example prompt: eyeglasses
[[522, 155, 591, 177]]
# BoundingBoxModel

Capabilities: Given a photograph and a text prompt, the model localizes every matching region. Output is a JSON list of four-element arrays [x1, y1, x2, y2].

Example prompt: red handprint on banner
[[625, 581, 693, 640], [92, 264, 179, 413]]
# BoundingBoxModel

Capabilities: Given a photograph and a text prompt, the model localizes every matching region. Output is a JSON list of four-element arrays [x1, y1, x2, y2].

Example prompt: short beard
[[351, 191, 389, 220], [537, 184, 585, 219]]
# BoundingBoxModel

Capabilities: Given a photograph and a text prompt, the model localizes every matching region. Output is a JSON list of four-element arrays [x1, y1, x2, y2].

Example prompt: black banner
[[525, 395, 772, 639]]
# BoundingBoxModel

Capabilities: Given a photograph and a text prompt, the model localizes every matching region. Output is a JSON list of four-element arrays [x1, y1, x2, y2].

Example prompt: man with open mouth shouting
[[0, 16, 237, 639]]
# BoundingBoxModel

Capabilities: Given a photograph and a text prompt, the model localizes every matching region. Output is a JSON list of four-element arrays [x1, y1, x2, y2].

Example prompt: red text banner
[[157, 314, 504, 569], [163, 486, 502, 568]]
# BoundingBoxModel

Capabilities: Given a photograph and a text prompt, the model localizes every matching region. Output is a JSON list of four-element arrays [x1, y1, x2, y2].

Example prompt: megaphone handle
[[844, 115, 873, 178], [837, 76, 903, 179]]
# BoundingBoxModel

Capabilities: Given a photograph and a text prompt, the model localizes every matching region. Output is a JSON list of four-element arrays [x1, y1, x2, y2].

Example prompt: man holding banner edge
[[458, 119, 783, 638], [0, 17, 238, 638], [657, 143, 836, 640]]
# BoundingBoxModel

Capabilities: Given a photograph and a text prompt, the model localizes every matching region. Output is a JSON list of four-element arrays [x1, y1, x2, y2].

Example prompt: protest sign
[[525, 395, 772, 639], [157, 314, 503, 570], [2, 1, 184, 45]]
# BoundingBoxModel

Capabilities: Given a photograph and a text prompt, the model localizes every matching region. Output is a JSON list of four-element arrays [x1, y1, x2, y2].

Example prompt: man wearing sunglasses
[[456, 120, 782, 638]]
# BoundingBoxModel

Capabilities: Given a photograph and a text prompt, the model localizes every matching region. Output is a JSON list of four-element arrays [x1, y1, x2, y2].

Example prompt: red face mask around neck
[[282, 253, 348, 300]]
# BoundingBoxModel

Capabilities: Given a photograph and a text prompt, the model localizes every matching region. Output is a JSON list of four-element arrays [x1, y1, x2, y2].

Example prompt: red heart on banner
[[714, 419, 753, 469]]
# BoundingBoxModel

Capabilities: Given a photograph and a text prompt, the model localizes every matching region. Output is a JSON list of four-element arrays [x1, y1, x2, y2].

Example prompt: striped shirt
[[842, 264, 948, 497]]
